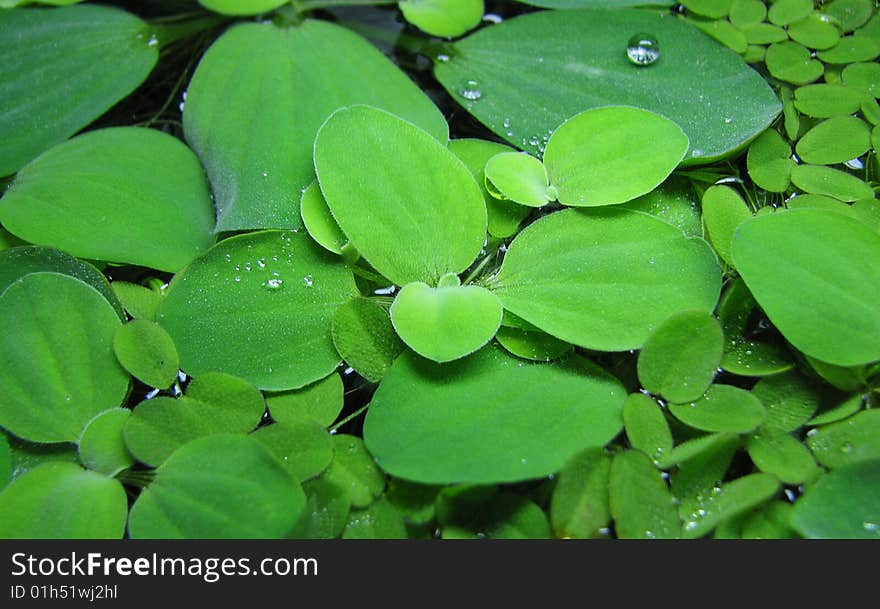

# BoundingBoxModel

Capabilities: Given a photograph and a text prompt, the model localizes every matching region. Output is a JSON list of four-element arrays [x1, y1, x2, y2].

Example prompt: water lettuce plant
[[0, 0, 879, 540]]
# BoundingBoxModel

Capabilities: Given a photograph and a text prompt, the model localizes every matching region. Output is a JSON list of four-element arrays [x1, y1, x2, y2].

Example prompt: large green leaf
[[731, 209, 880, 366], [433, 8, 781, 161], [791, 459, 880, 538], [0, 462, 127, 538], [491, 208, 721, 351], [157, 231, 357, 390], [364, 346, 625, 484], [0, 5, 158, 176], [184, 20, 447, 231], [128, 435, 305, 539], [0, 273, 128, 443], [314, 105, 485, 287], [0, 128, 216, 273]]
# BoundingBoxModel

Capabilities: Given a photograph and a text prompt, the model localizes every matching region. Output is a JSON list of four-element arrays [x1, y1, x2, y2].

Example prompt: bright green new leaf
[[790, 164, 875, 201], [824, 0, 874, 33], [788, 15, 842, 50], [300, 181, 348, 256], [682, 0, 731, 19], [681, 473, 780, 538], [433, 9, 781, 161], [113, 320, 179, 389], [332, 298, 405, 383], [689, 18, 747, 55], [78, 409, 133, 477], [0, 5, 158, 176], [390, 280, 503, 362], [322, 434, 386, 508], [484, 152, 552, 207], [492, 208, 721, 351], [495, 326, 572, 361], [752, 370, 822, 432], [746, 432, 819, 484], [669, 384, 766, 433], [781, 86, 801, 140], [732, 209, 880, 365], [364, 346, 625, 484], [111, 282, 162, 321], [129, 435, 305, 539], [609, 450, 680, 539], [0, 462, 127, 538], [184, 20, 447, 231], [794, 83, 864, 117], [671, 434, 739, 513], [807, 410, 880, 468], [0, 273, 128, 443], [842, 62, 880, 97], [549, 448, 612, 539], [157, 231, 357, 390], [315, 105, 484, 287], [198, 0, 287, 15], [623, 394, 673, 465], [701, 185, 752, 266], [619, 176, 702, 238], [747, 129, 794, 192], [791, 460, 880, 538], [729, 0, 766, 26], [765, 41, 824, 84], [818, 35, 880, 63], [399, 0, 483, 37], [343, 497, 408, 539], [542, 106, 687, 207], [252, 422, 333, 483], [266, 373, 344, 427], [291, 479, 351, 539], [637, 310, 723, 403], [0, 128, 215, 273], [741, 22, 788, 44], [795, 116, 871, 165], [768, 0, 814, 26]]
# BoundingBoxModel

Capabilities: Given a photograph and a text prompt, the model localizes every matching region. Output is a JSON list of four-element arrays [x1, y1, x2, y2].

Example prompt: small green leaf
[[385, 479, 441, 526], [265, 373, 344, 427], [701, 185, 752, 266], [291, 479, 351, 539], [495, 326, 572, 362], [619, 175, 702, 238], [300, 181, 348, 256], [332, 298, 404, 383], [740, 501, 799, 539], [471, 493, 552, 539], [746, 129, 794, 193], [795, 116, 872, 165], [741, 22, 788, 44], [609, 450, 681, 539], [751, 370, 822, 432], [682, 0, 731, 19], [818, 35, 880, 63], [659, 432, 739, 469], [550, 448, 612, 539], [111, 282, 162, 321], [671, 434, 739, 505], [184, 372, 267, 430], [322, 434, 385, 508], [746, 432, 820, 483], [842, 62, 880, 97], [390, 281, 503, 363], [342, 497, 408, 539], [729, 0, 766, 27], [765, 41, 824, 84], [399, 0, 483, 37], [113, 320, 179, 389], [669, 384, 766, 433], [823, 0, 874, 33], [794, 83, 864, 117], [129, 435, 305, 539], [808, 394, 864, 426], [484, 152, 552, 207], [689, 18, 748, 54], [781, 86, 801, 140], [252, 422, 333, 483], [791, 460, 880, 538], [790, 164, 875, 200], [768, 0, 816, 27], [78, 409, 133, 477], [681, 473, 780, 538], [807, 410, 880, 468], [542, 107, 688, 207], [623, 394, 674, 465], [198, 0, 287, 15], [787, 15, 842, 50]]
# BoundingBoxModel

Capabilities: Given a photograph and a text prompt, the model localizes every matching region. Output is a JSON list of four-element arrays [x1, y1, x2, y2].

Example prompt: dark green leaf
[[113, 320, 179, 389], [791, 460, 880, 538], [550, 448, 612, 539], [77, 409, 134, 477], [266, 373, 344, 427], [609, 450, 681, 539]]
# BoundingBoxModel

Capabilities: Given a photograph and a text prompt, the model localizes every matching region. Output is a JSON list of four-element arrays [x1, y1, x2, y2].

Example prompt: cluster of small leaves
[[0, 0, 878, 539]]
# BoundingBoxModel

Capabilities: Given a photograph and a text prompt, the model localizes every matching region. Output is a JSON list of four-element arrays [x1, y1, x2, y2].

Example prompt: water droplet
[[863, 522, 879, 532], [520, 457, 527, 464], [257, 258, 266, 268], [691, 149, 704, 158], [483, 13, 503, 24], [147, 34, 159, 47], [233, 276, 241, 283], [502, 118, 511, 128], [626, 33, 660, 66], [224, 253, 232, 262], [645, 530, 656, 539], [261, 171, 269, 178], [262, 278, 283, 290], [244, 262, 252, 272], [436, 53, 450, 63], [841, 442, 854, 453], [303, 274, 314, 287], [648, 256, 656, 265], [724, 117, 733, 124], [458, 79, 483, 101], [845, 157, 864, 170]]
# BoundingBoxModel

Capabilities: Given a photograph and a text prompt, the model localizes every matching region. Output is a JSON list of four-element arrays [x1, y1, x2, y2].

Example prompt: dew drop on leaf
[[458, 79, 483, 101], [626, 33, 660, 66]]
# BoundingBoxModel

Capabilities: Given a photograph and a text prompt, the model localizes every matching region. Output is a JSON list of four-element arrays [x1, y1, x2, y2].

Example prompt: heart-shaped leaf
[[484, 152, 553, 207]]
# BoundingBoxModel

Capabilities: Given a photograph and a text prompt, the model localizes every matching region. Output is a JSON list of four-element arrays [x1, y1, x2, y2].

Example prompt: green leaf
[[198, 0, 287, 15], [0, 5, 158, 176], [746, 129, 794, 193], [746, 432, 820, 484], [513, 0, 673, 6], [448, 139, 530, 239], [741, 22, 788, 44], [808, 394, 864, 426], [322, 434, 386, 508], [623, 394, 673, 465], [768, 0, 814, 26], [681, 473, 780, 538], [550, 448, 612, 539], [6, 436, 78, 482], [0, 273, 128, 443], [364, 346, 625, 484], [399, 0, 483, 37], [184, 372, 267, 428], [842, 62, 880, 98], [689, 18, 748, 54], [671, 434, 739, 506], [433, 8, 781, 161], [113, 320, 179, 389], [470, 493, 552, 539], [385, 479, 441, 526], [659, 432, 738, 469], [542, 106, 688, 207], [789, 164, 875, 201], [343, 497, 408, 539], [794, 83, 864, 117], [0, 128, 215, 273], [807, 410, 880, 468], [315, 105, 484, 286], [495, 326, 572, 362], [0, 462, 127, 539], [185, 20, 446, 231], [390, 280, 503, 362], [619, 175, 702, 238], [291, 478, 351, 539], [751, 370, 822, 432], [795, 116, 872, 165], [788, 15, 842, 50], [791, 460, 880, 538], [740, 501, 799, 539], [669, 384, 766, 433], [732, 209, 880, 365], [332, 298, 404, 383], [77, 409, 133, 477], [492, 208, 721, 351], [637, 310, 723, 403], [806, 355, 871, 392], [300, 181, 348, 256], [0, 434, 11, 491], [129, 435, 305, 538], [781, 86, 801, 140], [765, 41, 824, 85], [682, 0, 731, 19], [252, 422, 333, 483], [157, 230, 356, 390], [818, 35, 880, 63], [484, 152, 552, 207], [729, 0, 767, 27], [701, 185, 752, 266], [609, 450, 681, 539], [823, 0, 874, 33], [265, 373, 344, 427], [111, 282, 163, 322]]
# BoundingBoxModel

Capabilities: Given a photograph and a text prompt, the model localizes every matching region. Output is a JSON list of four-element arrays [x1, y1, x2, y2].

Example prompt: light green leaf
[[471, 493, 552, 539], [729, 0, 766, 27], [808, 394, 864, 426], [689, 18, 748, 54], [252, 421, 333, 483], [842, 62, 880, 98], [741, 22, 788, 44], [315, 105, 484, 287], [399, 0, 483, 37], [609, 450, 681, 539], [823, 0, 874, 33], [807, 410, 880, 468], [385, 479, 441, 526], [701, 185, 752, 266], [669, 384, 766, 433], [300, 181, 348, 256], [0, 462, 127, 538], [681, 473, 780, 538], [291, 479, 351, 539], [0, 128, 215, 273], [765, 41, 824, 84], [739, 501, 799, 539], [390, 280, 503, 362], [113, 320, 179, 389], [0, 5, 158, 176], [659, 432, 738, 469], [77, 409, 133, 477], [184, 372, 267, 429], [484, 152, 552, 207], [746, 129, 793, 193], [492, 208, 721, 351], [184, 20, 447, 231], [364, 346, 625, 484], [791, 460, 880, 538], [619, 175, 702, 238], [623, 393, 673, 465], [818, 35, 880, 63], [266, 373, 344, 427], [129, 435, 305, 539], [550, 448, 612, 539], [0, 273, 128, 443], [495, 326, 572, 362], [746, 432, 819, 484], [768, 0, 814, 26], [198, 0, 287, 15], [795, 116, 872, 165], [332, 298, 405, 383], [322, 434, 386, 508], [788, 15, 842, 50], [343, 497, 408, 539], [752, 370, 822, 432], [790, 164, 875, 201], [732, 209, 880, 365], [794, 83, 864, 117], [682, 0, 731, 19], [157, 231, 356, 390], [433, 9, 781, 161], [111, 282, 162, 321]]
